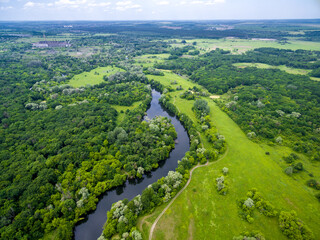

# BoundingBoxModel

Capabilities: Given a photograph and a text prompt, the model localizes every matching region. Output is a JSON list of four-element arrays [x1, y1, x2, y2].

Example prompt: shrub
[[279, 211, 314, 240], [244, 198, 255, 208], [233, 231, 265, 240], [222, 167, 229, 175], [216, 176, 228, 195], [306, 179, 320, 190], [293, 162, 303, 172], [284, 153, 299, 163], [285, 166, 293, 176], [315, 193, 320, 202]]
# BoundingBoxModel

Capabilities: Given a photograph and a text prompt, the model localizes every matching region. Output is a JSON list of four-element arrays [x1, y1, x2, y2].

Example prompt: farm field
[[138, 68, 320, 240], [68, 66, 124, 87]]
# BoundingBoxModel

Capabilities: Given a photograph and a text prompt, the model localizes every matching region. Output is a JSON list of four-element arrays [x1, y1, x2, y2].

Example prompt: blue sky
[[0, 0, 319, 21]]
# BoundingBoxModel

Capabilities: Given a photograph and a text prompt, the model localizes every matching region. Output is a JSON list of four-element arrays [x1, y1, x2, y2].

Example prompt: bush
[[315, 193, 320, 202], [284, 153, 299, 163], [279, 211, 314, 240], [222, 167, 229, 175], [233, 231, 265, 240], [285, 166, 293, 176], [193, 99, 210, 117], [238, 188, 277, 222], [216, 176, 228, 195], [306, 179, 320, 190], [293, 162, 303, 172]]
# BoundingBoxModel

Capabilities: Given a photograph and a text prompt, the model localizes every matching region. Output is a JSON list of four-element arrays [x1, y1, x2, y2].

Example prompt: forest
[[0, 20, 320, 240]]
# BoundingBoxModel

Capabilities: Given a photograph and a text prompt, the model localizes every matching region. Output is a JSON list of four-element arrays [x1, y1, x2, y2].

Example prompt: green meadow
[[233, 62, 320, 81], [112, 101, 143, 123], [67, 66, 124, 88], [134, 54, 170, 67], [170, 38, 320, 54], [137, 67, 320, 239]]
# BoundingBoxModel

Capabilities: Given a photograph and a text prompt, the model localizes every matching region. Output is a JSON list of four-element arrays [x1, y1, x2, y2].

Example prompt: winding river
[[74, 90, 190, 240]]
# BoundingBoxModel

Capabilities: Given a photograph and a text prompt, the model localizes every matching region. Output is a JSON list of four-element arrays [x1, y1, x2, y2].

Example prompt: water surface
[[74, 90, 190, 240]]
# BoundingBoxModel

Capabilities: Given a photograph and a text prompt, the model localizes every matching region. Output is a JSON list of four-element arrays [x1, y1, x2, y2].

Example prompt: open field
[[67, 66, 124, 88], [233, 62, 320, 81], [170, 38, 320, 53], [112, 101, 143, 123], [134, 54, 170, 67], [136, 66, 320, 239]]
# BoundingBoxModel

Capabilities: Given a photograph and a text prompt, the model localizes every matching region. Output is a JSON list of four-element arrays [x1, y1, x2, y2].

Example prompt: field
[[233, 63, 320, 81], [112, 101, 143, 123], [170, 38, 320, 54], [67, 66, 124, 88], [134, 54, 171, 67], [136, 66, 320, 239]]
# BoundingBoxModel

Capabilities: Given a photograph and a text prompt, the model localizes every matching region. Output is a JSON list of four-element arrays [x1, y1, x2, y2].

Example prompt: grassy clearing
[[137, 203, 170, 240], [233, 62, 320, 81], [112, 101, 143, 123], [68, 66, 124, 88], [233, 62, 310, 74], [137, 69, 320, 239], [169, 38, 320, 54], [134, 54, 170, 68]]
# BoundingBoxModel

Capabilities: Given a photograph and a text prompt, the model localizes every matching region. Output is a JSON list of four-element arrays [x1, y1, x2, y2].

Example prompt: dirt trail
[[148, 147, 229, 240]]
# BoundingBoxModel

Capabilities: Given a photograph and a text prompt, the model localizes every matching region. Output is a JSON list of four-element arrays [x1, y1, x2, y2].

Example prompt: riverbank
[[140, 70, 320, 239], [74, 90, 190, 240]]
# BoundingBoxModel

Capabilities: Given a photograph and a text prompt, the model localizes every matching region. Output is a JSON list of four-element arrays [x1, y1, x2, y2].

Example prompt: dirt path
[[148, 147, 229, 240]]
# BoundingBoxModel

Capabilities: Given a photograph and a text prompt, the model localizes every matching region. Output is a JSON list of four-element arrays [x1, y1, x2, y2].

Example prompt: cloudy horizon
[[0, 0, 319, 21]]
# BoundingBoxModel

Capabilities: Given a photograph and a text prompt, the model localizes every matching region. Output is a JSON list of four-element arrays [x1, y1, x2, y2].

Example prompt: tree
[[222, 167, 229, 175], [193, 99, 210, 117], [244, 198, 254, 208]]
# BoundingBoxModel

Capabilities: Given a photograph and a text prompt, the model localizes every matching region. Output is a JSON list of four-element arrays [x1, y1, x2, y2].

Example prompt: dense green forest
[[0, 34, 175, 239]]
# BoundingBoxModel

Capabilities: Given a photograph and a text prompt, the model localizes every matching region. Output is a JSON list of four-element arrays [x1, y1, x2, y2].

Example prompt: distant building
[[32, 41, 71, 48]]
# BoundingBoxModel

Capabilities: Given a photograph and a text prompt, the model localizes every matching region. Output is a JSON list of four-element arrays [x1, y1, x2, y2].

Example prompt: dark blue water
[[74, 90, 190, 240]]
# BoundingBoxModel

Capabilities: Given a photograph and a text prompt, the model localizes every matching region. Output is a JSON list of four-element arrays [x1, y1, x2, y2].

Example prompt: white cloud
[[0, 6, 13, 10], [88, 2, 111, 7], [205, 0, 225, 5], [115, 1, 141, 11], [54, 0, 87, 6], [24, 1, 35, 7], [187, 0, 225, 5], [156, 1, 170, 5], [23, 0, 112, 9], [116, 1, 131, 6]]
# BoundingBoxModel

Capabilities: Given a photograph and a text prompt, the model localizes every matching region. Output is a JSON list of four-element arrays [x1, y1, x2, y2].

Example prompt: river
[[74, 89, 190, 240]]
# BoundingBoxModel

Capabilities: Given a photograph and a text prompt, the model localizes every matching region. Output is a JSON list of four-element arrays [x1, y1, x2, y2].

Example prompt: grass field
[[136, 68, 320, 240], [233, 62, 320, 81], [170, 38, 320, 54], [134, 54, 170, 67], [68, 66, 124, 88], [112, 101, 143, 123]]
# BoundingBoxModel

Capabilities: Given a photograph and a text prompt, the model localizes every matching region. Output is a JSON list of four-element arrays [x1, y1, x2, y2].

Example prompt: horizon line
[[0, 18, 320, 22]]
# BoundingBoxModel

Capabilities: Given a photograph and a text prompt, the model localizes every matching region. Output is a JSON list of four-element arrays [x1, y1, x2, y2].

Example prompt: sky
[[0, 0, 319, 21]]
